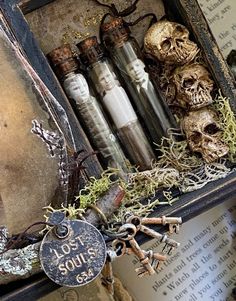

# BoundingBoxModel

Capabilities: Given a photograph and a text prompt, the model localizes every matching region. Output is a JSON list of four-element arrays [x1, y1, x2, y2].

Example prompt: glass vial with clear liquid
[[47, 44, 130, 174], [77, 37, 155, 171], [101, 17, 177, 145]]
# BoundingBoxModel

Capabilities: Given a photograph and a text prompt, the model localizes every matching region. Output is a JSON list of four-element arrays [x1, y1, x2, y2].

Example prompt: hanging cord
[[93, 0, 157, 26], [67, 150, 98, 202], [125, 13, 157, 28], [125, 12, 157, 50], [0, 221, 53, 255], [94, 0, 157, 48], [93, 0, 140, 17]]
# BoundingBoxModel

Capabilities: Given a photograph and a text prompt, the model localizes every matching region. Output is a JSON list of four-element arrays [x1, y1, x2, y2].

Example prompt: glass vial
[[47, 45, 130, 174], [77, 37, 155, 171], [101, 17, 177, 145]]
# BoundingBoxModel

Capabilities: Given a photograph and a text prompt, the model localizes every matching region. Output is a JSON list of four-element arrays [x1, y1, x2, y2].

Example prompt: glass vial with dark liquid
[[77, 37, 155, 171], [101, 17, 177, 145], [47, 44, 130, 174]]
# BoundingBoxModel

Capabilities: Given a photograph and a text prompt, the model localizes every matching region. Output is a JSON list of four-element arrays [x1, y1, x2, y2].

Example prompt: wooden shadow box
[[0, 0, 236, 299]]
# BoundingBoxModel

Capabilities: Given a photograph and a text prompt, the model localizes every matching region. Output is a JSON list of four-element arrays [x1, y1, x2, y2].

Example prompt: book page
[[197, 0, 236, 58], [113, 199, 236, 301]]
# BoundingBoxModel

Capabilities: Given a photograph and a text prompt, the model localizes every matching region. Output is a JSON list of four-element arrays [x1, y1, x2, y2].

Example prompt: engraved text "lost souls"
[[50, 236, 97, 276]]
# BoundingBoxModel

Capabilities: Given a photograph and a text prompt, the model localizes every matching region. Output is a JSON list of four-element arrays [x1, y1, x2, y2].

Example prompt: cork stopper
[[47, 44, 79, 78], [77, 36, 104, 66], [101, 17, 130, 47]]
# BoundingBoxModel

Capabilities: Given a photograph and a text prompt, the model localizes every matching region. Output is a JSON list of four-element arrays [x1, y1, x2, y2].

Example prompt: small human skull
[[173, 63, 214, 110], [182, 108, 229, 163], [144, 20, 199, 65], [227, 49, 236, 80]]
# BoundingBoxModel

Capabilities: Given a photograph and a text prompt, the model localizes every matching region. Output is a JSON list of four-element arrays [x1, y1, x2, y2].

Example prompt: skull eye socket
[[183, 78, 195, 88], [199, 75, 214, 86], [204, 123, 219, 135], [161, 39, 171, 51], [176, 39, 184, 46], [174, 25, 185, 35], [189, 131, 202, 144]]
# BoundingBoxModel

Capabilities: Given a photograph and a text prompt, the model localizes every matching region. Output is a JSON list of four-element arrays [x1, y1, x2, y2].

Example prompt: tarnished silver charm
[[40, 219, 107, 287]]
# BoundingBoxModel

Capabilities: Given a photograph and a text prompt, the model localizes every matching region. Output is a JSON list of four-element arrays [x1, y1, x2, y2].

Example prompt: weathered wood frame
[[0, 0, 236, 299]]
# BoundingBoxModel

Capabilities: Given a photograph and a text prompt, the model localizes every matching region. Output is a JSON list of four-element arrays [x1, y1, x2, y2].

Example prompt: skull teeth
[[202, 144, 229, 163], [174, 42, 199, 64], [174, 63, 214, 110], [191, 90, 212, 108]]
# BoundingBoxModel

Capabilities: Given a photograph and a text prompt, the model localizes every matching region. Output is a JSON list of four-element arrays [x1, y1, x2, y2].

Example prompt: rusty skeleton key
[[141, 216, 182, 234], [118, 223, 155, 276], [140, 225, 180, 248], [125, 214, 180, 254], [126, 248, 167, 277]]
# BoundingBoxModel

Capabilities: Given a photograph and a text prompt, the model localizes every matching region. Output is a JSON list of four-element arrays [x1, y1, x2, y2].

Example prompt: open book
[[197, 0, 236, 58], [113, 198, 236, 301]]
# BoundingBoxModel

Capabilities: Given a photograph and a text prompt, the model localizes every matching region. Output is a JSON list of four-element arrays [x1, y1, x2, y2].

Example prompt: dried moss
[[155, 130, 202, 172], [77, 169, 118, 209], [42, 165, 180, 224], [43, 94, 236, 224], [71, 119, 232, 222], [213, 93, 236, 162], [112, 192, 178, 224], [72, 166, 180, 224], [43, 204, 84, 222], [124, 164, 179, 202]]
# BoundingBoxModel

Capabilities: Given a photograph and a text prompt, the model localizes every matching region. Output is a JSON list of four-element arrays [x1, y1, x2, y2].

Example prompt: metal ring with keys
[[118, 223, 137, 241]]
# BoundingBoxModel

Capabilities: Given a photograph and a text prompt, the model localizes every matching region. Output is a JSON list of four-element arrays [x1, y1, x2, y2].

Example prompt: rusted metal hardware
[[101, 257, 115, 295], [129, 237, 155, 276], [84, 184, 125, 226], [109, 213, 181, 277], [141, 216, 182, 234], [118, 223, 137, 241], [112, 239, 127, 257], [125, 213, 182, 234], [140, 225, 180, 249], [117, 223, 155, 276], [128, 248, 167, 277]]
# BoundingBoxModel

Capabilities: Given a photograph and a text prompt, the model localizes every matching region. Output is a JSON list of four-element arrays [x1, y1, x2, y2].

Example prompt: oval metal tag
[[40, 219, 107, 287]]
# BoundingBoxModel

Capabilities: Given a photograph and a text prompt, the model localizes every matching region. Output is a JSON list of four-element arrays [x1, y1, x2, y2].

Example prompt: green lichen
[[213, 93, 236, 162], [42, 94, 236, 225], [155, 130, 202, 172], [0, 241, 41, 284], [43, 204, 84, 221], [124, 164, 179, 202], [77, 169, 118, 209], [76, 166, 179, 210], [39, 204, 85, 235], [110, 190, 179, 225], [72, 166, 180, 224]]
